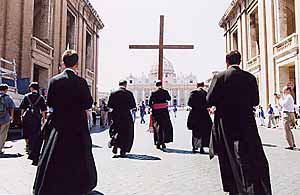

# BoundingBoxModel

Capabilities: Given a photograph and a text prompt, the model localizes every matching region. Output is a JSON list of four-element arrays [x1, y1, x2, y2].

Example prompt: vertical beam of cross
[[158, 15, 164, 81]]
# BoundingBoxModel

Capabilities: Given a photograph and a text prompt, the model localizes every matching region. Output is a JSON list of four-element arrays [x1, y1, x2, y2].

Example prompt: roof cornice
[[219, 0, 243, 28], [82, 0, 104, 30]]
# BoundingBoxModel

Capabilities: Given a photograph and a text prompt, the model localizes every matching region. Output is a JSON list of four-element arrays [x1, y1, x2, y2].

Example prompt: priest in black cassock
[[33, 50, 97, 195], [107, 80, 136, 158], [149, 80, 173, 149], [187, 82, 212, 154], [207, 51, 272, 195]]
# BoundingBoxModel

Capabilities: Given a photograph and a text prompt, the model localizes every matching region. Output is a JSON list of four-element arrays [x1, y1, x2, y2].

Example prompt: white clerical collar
[[120, 86, 126, 89], [228, 65, 240, 68], [64, 68, 77, 74]]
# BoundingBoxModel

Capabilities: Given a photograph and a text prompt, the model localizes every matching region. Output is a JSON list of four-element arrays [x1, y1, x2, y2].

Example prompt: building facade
[[219, 0, 300, 107], [0, 0, 104, 99], [126, 57, 198, 106]]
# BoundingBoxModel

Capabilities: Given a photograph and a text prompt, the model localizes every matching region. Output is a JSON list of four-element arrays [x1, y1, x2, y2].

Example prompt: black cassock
[[19, 92, 47, 165], [33, 69, 97, 195], [187, 88, 212, 148], [149, 88, 173, 145], [207, 66, 272, 195], [107, 87, 136, 153]]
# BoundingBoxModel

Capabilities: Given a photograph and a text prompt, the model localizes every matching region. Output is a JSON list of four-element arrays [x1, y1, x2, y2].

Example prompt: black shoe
[[285, 146, 295, 150], [161, 144, 166, 149], [120, 152, 127, 158], [200, 147, 205, 154], [156, 145, 161, 149], [112, 146, 118, 154], [192, 148, 197, 153]]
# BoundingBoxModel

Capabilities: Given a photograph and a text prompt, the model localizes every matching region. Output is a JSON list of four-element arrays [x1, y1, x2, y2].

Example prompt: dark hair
[[119, 80, 127, 86], [155, 80, 162, 87], [29, 82, 39, 91], [0, 84, 9, 91], [286, 87, 292, 92], [62, 50, 79, 68], [226, 50, 241, 65], [197, 82, 205, 88]]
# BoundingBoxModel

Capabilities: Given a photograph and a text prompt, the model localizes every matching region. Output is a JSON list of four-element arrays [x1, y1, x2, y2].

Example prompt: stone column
[[94, 32, 100, 101], [21, 0, 35, 79], [226, 24, 231, 52], [294, 0, 300, 104], [240, 9, 248, 70], [52, 0, 63, 76], [0, 0, 6, 58], [5, 0, 23, 74], [258, 0, 269, 108], [265, 0, 277, 105]]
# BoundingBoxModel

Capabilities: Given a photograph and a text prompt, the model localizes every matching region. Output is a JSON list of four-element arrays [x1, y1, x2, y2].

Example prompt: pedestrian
[[149, 80, 173, 150], [173, 105, 177, 118], [139, 101, 146, 124], [86, 108, 93, 131], [33, 50, 97, 195], [0, 84, 15, 155], [207, 51, 272, 195], [275, 86, 297, 150], [20, 82, 47, 160], [92, 102, 98, 127], [267, 104, 276, 128], [131, 107, 137, 123], [273, 105, 280, 127], [259, 105, 265, 126], [100, 100, 108, 128], [107, 80, 136, 158], [187, 82, 212, 154]]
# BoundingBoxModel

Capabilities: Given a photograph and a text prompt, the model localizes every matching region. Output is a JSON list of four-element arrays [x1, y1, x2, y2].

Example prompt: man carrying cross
[[149, 80, 173, 149]]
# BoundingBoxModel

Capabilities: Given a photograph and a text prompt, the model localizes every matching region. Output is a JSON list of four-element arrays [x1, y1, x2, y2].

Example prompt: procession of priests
[[11, 50, 274, 195]]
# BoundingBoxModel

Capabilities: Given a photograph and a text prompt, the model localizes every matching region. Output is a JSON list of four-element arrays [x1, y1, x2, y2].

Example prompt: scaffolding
[[0, 58, 18, 90]]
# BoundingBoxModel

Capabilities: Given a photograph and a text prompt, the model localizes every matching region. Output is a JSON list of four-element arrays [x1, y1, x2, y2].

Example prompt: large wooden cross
[[129, 15, 194, 83]]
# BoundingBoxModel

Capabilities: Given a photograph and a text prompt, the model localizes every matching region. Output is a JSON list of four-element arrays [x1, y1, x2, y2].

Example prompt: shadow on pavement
[[123, 154, 161, 160], [262, 143, 278, 148], [162, 148, 194, 154], [87, 190, 104, 195], [0, 153, 23, 158], [92, 144, 103, 148], [90, 125, 109, 134]]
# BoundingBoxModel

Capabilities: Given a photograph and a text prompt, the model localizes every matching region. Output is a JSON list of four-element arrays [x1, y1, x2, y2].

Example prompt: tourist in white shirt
[[275, 86, 296, 149]]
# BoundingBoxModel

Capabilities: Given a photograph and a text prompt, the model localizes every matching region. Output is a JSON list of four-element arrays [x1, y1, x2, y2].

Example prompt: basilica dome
[[150, 57, 175, 74]]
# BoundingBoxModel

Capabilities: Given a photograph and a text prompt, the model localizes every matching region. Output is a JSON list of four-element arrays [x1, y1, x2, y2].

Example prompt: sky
[[90, 0, 232, 91]]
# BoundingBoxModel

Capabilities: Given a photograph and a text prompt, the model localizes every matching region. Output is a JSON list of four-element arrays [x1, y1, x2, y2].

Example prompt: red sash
[[152, 103, 168, 110]]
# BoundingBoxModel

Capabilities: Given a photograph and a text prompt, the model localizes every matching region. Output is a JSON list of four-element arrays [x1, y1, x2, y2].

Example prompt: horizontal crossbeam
[[129, 45, 194, 50], [129, 45, 159, 49], [162, 45, 194, 49]]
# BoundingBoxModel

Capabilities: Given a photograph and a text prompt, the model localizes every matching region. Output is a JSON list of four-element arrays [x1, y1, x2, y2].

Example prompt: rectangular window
[[66, 10, 76, 49], [85, 31, 94, 71]]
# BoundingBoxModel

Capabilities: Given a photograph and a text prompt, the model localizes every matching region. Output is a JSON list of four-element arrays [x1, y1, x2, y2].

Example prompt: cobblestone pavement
[[0, 111, 300, 195]]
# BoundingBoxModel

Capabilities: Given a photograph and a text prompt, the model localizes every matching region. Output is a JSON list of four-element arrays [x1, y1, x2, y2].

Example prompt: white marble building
[[126, 57, 197, 106]]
